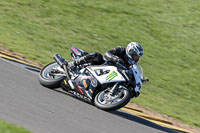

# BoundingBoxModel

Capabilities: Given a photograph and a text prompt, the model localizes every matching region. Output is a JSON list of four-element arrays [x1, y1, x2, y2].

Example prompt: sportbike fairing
[[87, 66, 126, 84], [68, 65, 127, 99], [128, 64, 143, 93]]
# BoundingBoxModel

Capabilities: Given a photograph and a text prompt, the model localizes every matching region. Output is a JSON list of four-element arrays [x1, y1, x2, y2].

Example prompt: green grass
[[0, 120, 31, 133], [0, 0, 200, 128]]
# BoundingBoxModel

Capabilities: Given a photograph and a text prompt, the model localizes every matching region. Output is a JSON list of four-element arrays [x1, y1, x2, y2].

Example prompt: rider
[[68, 42, 144, 97], [104, 42, 143, 97], [104, 42, 143, 68], [68, 52, 105, 70]]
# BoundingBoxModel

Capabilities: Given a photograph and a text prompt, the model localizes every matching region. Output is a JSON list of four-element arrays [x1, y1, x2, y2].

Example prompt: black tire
[[94, 87, 131, 111], [39, 62, 65, 89]]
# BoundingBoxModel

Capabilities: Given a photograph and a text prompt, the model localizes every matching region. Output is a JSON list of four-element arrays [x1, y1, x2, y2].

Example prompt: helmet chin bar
[[128, 59, 135, 65]]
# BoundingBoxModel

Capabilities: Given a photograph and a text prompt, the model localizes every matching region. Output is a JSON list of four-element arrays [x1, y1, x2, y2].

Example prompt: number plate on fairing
[[87, 66, 126, 84]]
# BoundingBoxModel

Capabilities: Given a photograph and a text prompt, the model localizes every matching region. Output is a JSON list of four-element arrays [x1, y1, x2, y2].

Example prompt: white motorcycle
[[39, 46, 148, 111]]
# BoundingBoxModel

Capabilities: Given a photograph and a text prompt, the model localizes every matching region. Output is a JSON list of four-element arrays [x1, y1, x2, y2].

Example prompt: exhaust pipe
[[53, 54, 75, 89], [53, 54, 67, 67]]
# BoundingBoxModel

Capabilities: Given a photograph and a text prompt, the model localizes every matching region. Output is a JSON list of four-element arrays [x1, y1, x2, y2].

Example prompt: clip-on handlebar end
[[142, 77, 149, 83]]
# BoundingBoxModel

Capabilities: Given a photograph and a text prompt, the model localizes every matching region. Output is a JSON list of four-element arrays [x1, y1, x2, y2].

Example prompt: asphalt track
[[0, 58, 177, 133]]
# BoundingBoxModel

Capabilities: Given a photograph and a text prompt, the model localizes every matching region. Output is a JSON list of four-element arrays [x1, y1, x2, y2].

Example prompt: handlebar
[[142, 77, 149, 83], [104, 60, 127, 70]]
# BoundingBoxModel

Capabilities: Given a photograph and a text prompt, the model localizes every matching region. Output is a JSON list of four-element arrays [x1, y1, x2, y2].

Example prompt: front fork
[[109, 83, 119, 96], [109, 83, 132, 96]]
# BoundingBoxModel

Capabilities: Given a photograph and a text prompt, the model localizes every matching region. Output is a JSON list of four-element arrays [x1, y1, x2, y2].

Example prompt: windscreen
[[136, 64, 143, 79]]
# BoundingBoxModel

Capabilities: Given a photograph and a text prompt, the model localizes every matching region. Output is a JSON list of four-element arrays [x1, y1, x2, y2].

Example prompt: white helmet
[[126, 42, 143, 63]]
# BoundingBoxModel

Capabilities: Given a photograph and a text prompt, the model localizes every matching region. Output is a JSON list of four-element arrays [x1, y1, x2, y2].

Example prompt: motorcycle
[[39, 46, 149, 111]]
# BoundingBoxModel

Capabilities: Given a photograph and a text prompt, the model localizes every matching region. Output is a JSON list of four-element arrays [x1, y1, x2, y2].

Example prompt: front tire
[[94, 86, 131, 111], [39, 62, 65, 89]]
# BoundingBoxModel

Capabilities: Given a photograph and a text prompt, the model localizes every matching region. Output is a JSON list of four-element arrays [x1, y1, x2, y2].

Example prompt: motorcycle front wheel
[[39, 62, 65, 89], [94, 86, 131, 111]]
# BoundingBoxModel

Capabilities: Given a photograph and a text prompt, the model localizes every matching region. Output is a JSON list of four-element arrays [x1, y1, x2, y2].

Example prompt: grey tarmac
[[0, 58, 176, 133]]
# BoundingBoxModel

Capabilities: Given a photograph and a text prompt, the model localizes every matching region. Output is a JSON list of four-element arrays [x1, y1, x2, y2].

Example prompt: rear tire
[[94, 86, 131, 111], [39, 62, 65, 89]]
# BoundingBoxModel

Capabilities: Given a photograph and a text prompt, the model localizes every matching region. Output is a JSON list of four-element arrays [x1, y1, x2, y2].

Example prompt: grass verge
[[0, 120, 31, 133]]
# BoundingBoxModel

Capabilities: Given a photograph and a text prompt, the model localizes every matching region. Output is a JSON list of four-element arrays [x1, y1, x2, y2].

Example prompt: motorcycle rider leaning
[[68, 42, 144, 97], [104, 42, 143, 68], [104, 42, 144, 97]]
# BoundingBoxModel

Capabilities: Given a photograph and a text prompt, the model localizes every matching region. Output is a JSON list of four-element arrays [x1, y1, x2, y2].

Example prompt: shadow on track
[[53, 88, 178, 133], [109, 111, 179, 133], [54, 89, 93, 105]]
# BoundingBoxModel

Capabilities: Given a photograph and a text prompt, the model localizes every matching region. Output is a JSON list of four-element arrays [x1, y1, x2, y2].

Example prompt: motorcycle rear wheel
[[39, 62, 65, 89], [94, 86, 131, 111]]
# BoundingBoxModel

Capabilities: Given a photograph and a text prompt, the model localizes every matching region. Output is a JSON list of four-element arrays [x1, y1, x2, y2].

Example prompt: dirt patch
[[0, 44, 199, 133], [0, 44, 43, 68]]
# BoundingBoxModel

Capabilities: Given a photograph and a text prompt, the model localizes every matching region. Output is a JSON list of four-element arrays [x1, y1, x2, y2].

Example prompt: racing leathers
[[104, 46, 142, 97], [68, 52, 104, 70]]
